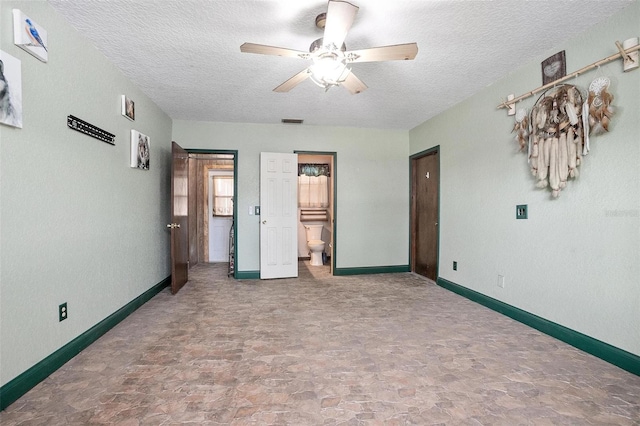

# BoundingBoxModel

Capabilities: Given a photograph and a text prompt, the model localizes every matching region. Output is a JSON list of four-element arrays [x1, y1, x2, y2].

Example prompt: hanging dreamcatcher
[[529, 84, 585, 198], [587, 75, 615, 135], [512, 108, 529, 152]]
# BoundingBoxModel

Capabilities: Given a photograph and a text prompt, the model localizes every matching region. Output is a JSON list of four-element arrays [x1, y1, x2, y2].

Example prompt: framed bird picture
[[12, 9, 48, 62]]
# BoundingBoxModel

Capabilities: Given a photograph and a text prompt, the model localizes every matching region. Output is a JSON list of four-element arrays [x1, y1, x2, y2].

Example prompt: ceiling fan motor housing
[[310, 38, 346, 53]]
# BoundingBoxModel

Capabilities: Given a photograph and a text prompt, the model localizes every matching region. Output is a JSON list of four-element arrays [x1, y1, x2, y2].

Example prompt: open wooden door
[[169, 141, 189, 294], [260, 152, 298, 279], [411, 148, 439, 281]]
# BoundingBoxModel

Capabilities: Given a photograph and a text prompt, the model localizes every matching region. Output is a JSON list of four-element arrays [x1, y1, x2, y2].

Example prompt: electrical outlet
[[453, 261, 457, 271], [59, 302, 68, 322], [497, 275, 505, 288]]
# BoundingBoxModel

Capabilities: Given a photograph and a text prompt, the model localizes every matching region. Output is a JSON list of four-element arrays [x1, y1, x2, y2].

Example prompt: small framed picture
[[121, 95, 135, 121], [130, 130, 150, 170], [541, 51, 566, 85], [13, 9, 48, 63]]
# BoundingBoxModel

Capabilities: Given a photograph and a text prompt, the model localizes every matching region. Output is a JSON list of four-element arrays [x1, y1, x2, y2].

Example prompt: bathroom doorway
[[295, 151, 336, 275]]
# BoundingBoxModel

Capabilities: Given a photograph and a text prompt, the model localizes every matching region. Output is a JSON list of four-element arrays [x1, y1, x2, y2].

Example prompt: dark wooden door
[[411, 149, 439, 280], [169, 141, 189, 294]]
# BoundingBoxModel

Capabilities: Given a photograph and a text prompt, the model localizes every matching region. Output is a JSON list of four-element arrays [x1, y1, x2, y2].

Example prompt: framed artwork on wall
[[12, 9, 48, 62], [121, 95, 135, 121], [130, 130, 150, 170], [0, 50, 23, 128], [541, 51, 566, 85]]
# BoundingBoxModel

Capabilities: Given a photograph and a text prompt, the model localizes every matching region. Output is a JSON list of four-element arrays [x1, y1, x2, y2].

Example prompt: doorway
[[186, 150, 237, 274], [208, 170, 234, 262], [295, 151, 336, 275], [410, 147, 439, 281]]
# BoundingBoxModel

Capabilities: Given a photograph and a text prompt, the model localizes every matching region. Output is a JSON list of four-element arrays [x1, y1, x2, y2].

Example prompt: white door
[[208, 171, 233, 262], [260, 152, 298, 279]]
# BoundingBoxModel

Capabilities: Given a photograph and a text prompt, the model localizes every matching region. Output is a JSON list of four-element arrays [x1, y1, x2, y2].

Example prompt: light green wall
[[410, 2, 640, 355], [0, 1, 173, 385], [172, 121, 410, 271], [2, 0, 636, 393]]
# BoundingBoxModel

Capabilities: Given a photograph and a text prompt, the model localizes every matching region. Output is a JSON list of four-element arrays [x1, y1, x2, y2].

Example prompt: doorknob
[[262, 220, 267, 224], [167, 223, 180, 228], [435, 222, 438, 226]]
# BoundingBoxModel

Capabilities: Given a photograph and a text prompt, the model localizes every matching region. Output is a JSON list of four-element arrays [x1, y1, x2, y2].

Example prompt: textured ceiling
[[48, 0, 634, 130]]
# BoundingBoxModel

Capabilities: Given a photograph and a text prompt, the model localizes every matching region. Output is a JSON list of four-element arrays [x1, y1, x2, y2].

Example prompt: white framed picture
[[0, 50, 23, 128], [13, 9, 48, 63], [121, 95, 135, 121], [130, 130, 150, 170]]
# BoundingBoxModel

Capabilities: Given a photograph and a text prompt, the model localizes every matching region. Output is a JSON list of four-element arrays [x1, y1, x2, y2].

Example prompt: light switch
[[248, 206, 254, 215], [516, 204, 528, 219]]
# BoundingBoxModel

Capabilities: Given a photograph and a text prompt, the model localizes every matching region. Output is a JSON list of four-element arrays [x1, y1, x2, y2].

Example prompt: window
[[212, 176, 233, 217], [298, 163, 330, 208]]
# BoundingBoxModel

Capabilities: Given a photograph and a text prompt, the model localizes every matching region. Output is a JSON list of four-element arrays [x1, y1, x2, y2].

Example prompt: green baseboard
[[236, 265, 410, 279], [0, 276, 170, 411], [334, 265, 410, 276], [234, 270, 260, 279], [437, 277, 640, 376]]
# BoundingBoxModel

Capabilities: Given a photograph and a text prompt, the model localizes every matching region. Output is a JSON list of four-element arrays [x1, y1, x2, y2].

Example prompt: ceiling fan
[[240, 0, 418, 94]]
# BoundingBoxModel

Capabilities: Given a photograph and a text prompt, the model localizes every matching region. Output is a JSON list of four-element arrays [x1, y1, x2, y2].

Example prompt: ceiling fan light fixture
[[308, 41, 350, 90], [309, 56, 350, 89], [239, 0, 417, 94]]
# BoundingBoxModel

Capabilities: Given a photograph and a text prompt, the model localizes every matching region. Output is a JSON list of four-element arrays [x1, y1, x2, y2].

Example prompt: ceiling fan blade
[[346, 43, 418, 63], [341, 71, 367, 95], [323, 0, 359, 49], [273, 68, 311, 92], [240, 43, 309, 59]]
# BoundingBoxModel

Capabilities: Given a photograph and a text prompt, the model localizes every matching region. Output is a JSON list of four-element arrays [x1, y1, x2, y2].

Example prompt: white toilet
[[304, 225, 325, 266]]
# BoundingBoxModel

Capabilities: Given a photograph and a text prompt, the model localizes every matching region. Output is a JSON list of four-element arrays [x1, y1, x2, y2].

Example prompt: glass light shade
[[309, 55, 350, 88]]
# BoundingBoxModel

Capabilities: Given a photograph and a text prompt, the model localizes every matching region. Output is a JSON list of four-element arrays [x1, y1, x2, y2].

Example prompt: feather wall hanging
[[587, 76, 614, 135]]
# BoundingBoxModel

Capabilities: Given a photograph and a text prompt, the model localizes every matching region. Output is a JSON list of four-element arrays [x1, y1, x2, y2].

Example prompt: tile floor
[[1, 262, 639, 425]]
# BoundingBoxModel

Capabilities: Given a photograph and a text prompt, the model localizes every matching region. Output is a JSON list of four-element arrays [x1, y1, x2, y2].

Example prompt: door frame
[[294, 150, 337, 275], [409, 145, 440, 277], [186, 149, 238, 278]]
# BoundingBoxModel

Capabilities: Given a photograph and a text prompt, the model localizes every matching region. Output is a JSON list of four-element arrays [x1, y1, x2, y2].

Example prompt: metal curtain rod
[[497, 41, 640, 110]]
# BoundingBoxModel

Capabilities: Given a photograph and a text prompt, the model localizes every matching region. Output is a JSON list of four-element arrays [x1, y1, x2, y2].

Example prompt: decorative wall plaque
[[67, 115, 115, 145], [541, 51, 566, 85]]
